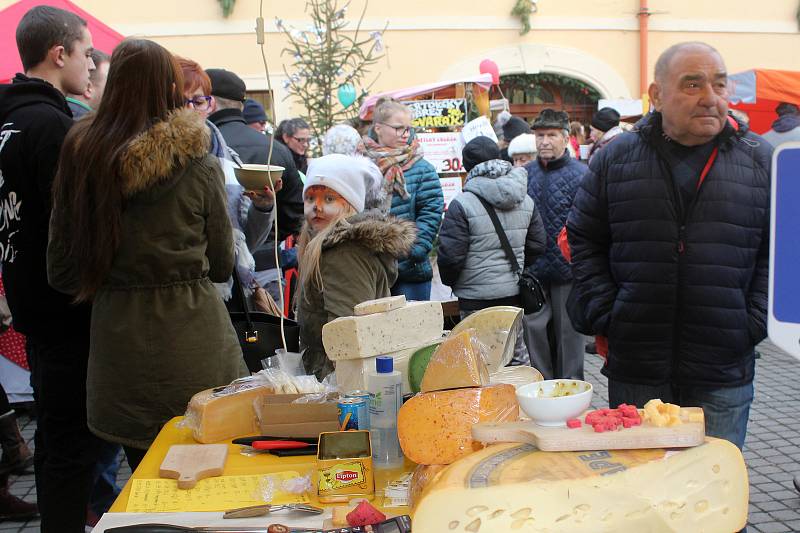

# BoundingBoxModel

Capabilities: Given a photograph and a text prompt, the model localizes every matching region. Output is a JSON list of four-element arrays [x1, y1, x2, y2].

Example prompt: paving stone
[[749, 511, 773, 524], [757, 500, 789, 512], [755, 521, 793, 533]]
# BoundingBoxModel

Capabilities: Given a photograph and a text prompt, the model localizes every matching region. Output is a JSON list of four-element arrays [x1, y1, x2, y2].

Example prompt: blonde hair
[[297, 205, 359, 293], [373, 96, 410, 123]]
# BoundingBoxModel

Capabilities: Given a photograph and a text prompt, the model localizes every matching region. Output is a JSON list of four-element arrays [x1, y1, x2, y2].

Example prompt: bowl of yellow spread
[[516, 379, 593, 426]]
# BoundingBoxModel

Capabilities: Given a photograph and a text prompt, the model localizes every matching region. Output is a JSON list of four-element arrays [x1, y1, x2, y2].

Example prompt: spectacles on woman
[[185, 95, 213, 110], [379, 122, 412, 137], [291, 135, 310, 145]]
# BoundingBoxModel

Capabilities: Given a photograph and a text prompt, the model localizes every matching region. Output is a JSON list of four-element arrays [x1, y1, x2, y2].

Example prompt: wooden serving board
[[159, 444, 228, 489], [472, 408, 705, 452]]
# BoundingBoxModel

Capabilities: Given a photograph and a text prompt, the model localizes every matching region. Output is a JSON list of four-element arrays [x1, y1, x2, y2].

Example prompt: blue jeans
[[608, 379, 754, 450], [89, 440, 122, 516], [391, 281, 431, 301]]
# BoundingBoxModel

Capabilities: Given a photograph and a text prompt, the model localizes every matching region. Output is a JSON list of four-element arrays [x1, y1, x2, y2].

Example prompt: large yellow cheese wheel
[[397, 384, 518, 465], [413, 439, 748, 532]]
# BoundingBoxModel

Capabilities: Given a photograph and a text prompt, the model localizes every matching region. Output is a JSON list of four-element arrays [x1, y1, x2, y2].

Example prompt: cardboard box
[[257, 394, 340, 438]]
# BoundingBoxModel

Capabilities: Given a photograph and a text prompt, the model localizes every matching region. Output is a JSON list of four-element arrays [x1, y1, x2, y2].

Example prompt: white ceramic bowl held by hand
[[516, 379, 593, 426], [233, 164, 284, 191]]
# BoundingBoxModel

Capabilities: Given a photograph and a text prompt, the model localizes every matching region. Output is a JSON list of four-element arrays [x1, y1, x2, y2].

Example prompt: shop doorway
[[499, 73, 600, 127]]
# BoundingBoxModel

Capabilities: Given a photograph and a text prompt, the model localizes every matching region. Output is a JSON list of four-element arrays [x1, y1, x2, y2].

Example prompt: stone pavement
[[1, 340, 799, 532]]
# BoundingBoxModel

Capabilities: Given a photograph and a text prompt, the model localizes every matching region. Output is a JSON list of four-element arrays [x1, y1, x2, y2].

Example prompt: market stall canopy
[[728, 69, 800, 135], [0, 0, 124, 83], [359, 73, 493, 120]]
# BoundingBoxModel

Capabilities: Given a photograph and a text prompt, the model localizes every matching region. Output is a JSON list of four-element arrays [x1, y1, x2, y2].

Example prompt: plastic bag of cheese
[[419, 329, 490, 393], [397, 384, 518, 465], [409, 464, 447, 511]]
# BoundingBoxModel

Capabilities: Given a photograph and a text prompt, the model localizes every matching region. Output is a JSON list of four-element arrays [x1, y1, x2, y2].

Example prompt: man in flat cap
[[523, 108, 587, 381]]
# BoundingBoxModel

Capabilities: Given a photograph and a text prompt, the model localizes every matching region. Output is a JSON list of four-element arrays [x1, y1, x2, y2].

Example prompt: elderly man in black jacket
[[567, 42, 772, 450], [206, 69, 304, 304]]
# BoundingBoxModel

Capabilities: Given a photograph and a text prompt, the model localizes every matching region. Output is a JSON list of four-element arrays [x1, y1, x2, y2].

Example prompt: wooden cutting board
[[159, 444, 228, 489], [472, 408, 705, 451]]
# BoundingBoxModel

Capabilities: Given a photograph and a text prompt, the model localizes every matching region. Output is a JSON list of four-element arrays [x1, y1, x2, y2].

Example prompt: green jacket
[[47, 109, 246, 449], [297, 212, 416, 379]]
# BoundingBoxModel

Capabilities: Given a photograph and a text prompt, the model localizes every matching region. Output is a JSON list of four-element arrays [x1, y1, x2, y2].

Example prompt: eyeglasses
[[291, 136, 310, 145], [185, 95, 213, 110], [379, 122, 413, 137]]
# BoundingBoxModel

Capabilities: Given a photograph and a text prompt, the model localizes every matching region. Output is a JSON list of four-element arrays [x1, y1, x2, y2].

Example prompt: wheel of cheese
[[450, 306, 523, 373], [397, 384, 518, 465], [413, 439, 748, 533]]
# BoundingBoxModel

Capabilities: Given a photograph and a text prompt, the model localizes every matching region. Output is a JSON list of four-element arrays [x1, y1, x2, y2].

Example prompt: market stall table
[[105, 417, 413, 529]]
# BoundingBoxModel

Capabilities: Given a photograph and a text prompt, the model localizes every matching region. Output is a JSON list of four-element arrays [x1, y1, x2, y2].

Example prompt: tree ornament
[[338, 83, 357, 108]]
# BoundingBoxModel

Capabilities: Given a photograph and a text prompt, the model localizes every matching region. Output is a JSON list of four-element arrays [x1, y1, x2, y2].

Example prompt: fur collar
[[322, 211, 416, 258], [120, 108, 210, 197]]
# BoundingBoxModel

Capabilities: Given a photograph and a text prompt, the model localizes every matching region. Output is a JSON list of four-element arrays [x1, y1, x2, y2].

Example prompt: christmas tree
[[277, 0, 386, 151]]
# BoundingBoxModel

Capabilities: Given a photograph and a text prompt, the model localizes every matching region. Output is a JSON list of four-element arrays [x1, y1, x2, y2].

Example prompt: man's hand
[[244, 178, 283, 210]]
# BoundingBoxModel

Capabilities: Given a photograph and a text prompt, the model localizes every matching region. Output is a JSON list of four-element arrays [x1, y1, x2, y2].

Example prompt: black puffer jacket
[[566, 112, 771, 388]]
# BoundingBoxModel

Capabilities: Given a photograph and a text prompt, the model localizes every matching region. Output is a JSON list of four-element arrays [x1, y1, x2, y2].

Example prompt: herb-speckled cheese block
[[353, 295, 406, 316], [322, 300, 443, 360], [449, 306, 523, 373], [335, 338, 443, 396], [413, 439, 748, 533]]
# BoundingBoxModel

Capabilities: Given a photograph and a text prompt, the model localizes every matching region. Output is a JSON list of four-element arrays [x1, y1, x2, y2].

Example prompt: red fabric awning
[[728, 69, 800, 135], [0, 0, 124, 82]]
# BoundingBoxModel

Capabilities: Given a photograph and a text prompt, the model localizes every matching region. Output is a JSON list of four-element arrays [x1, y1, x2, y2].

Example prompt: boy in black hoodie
[[0, 6, 102, 531]]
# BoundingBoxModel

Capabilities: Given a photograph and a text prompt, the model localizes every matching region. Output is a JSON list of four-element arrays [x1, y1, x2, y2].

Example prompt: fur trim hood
[[322, 211, 417, 258], [120, 108, 211, 197]]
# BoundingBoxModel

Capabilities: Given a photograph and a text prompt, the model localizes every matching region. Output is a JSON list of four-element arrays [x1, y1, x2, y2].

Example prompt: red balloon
[[479, 59, 500, 85]]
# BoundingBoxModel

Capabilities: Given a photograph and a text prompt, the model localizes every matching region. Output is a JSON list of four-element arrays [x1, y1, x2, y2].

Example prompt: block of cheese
[[322, 300, 443, 360], [450, 306, 523, 373], [185, 384, 274, 443], [353, 295, 406, 316], [334, 338, 443, 396], [420, 329, 489, 393], [397, 384, 518, 465], [413, 439, 748, 533], [489, 365, 544, 390]]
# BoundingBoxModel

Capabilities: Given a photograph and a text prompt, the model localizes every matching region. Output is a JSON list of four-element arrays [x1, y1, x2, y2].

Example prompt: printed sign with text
[[417, 132, 465, 174]]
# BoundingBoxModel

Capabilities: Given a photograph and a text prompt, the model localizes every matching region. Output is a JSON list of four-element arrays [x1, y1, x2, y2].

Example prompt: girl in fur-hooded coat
[[295, 154, 416, 379], [48, 108, 245, 450]]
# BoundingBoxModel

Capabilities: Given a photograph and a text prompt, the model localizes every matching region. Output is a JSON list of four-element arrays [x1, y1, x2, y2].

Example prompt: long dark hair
[[53, 38, 185, 302]]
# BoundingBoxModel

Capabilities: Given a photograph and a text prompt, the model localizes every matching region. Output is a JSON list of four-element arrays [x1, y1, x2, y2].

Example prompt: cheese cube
[[353, 295, 406, 316], [665, 403, 681, 416], [397, 384, 518, 465], [322, 301, 444, 360], [449, 306, 523, 373], [648, 412, 668, 427], [667, 415, 683, 427], [186, 385, 274, 443], [644, 398, 664, 410], [420, 329, 490, 393], [689, 411, 705, 423]]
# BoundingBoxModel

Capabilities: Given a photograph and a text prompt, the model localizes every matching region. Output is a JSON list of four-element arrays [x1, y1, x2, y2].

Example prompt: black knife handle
[[105, 525, 195, 533], [232, 436, 317, 446]]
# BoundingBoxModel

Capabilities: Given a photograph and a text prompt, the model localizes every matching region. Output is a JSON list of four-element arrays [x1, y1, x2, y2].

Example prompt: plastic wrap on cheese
[[322, 300, 444, 360], [410, 464, 447, 511], [397, 384, 518, 465], [489, 365, 544, 390], [420, 329, 490, 393], [449, 306, 523, 373]]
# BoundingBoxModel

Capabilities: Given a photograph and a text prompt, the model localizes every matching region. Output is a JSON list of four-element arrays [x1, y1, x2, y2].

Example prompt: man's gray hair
[[214, 96, 243, 111], [653, 42, 723, 83]]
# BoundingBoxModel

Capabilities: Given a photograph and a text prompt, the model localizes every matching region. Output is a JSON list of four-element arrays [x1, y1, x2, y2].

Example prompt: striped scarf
[[362, 136, 423, 202]]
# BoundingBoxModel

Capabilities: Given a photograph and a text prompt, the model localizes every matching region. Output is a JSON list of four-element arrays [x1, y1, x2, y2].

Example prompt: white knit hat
[[507, 133, 537, 157], [303, 153, 368, 212]]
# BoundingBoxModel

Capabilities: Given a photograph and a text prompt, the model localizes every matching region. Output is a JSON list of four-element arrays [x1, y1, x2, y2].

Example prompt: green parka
[[47, 109, 246, 449], [297, 212, 416, 379]]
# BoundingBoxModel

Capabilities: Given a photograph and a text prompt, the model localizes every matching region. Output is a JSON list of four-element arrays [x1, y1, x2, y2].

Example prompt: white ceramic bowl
[[233, 164, 284, 191], [516, 379, 593, 427]]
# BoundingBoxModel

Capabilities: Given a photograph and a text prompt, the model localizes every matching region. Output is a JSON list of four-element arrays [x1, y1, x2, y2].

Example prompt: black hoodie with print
[[0, 74, 90, 339]]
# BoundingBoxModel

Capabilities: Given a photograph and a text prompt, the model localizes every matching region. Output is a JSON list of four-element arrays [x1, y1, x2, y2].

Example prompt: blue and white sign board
[[769, 143, 800, 360]]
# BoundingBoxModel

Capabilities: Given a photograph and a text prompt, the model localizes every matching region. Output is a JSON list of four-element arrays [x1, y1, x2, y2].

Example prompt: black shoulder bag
[[473, 194, 546, 314], [229, 269, 301, 373]]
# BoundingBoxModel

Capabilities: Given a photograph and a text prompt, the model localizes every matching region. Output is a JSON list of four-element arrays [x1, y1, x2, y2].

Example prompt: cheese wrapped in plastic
[[420, 329, 490, 393], [409, 464, 447, 511], [489, 365, 544, 390], [449, 306, 523, 373], [397, 384, 518, 465]]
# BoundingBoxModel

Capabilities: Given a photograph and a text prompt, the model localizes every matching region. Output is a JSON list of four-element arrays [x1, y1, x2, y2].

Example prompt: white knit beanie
[[507, 133, 537, 157], [303, 153, 368, 212]]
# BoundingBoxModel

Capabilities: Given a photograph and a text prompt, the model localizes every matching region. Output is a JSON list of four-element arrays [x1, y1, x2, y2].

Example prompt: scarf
[[362, 136, 423, 203]]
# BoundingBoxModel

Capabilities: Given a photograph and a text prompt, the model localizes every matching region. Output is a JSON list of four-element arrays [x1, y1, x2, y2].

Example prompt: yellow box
[[317, 430, 375, 504]]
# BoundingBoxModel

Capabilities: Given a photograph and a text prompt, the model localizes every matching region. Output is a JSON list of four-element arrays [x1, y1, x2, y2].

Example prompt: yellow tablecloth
[[110, 416, 412, 515]]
